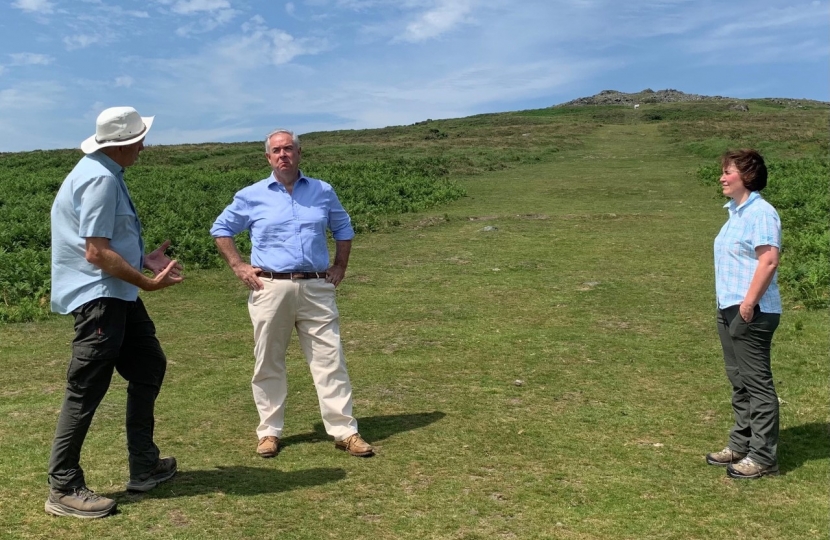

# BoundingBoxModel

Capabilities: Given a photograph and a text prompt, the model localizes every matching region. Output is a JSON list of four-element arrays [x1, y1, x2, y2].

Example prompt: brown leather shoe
[[257, 436, 280, 458], [335, 433, 374, 457]]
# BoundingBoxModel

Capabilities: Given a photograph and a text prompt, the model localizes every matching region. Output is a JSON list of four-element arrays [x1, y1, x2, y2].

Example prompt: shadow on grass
[[779, 422, 830, 474], [280, 411, 446, 448], [109, 466, 346, 504]]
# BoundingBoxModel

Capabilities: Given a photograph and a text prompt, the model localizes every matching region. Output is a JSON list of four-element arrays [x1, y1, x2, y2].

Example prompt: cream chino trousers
[[248, 277, 358, 441]]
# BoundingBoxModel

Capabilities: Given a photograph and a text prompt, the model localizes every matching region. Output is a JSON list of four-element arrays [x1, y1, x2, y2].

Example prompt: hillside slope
[[0, 99, 828, 321]]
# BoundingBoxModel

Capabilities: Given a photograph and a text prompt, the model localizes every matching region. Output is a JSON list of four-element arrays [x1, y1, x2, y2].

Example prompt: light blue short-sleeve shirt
[[50, 152, 145, 314], [714, 191, 782, 313]]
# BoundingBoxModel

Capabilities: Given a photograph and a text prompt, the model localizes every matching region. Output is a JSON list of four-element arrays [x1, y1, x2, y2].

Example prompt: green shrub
[[0, 149, 464, 322], [0, 247, 51, 323]]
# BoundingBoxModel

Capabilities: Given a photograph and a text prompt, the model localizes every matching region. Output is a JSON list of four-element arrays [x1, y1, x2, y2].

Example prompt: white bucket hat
[[80, 106, 154, 154]]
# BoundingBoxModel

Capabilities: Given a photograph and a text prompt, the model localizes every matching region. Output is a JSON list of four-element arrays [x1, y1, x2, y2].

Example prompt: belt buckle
[[291, 272, 304, 279]]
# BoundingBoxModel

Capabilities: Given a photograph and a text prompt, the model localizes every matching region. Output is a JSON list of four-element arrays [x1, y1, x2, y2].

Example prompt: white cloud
[[152, 0, 240, 36], [77, 1, 151, 18], [286, 2, 296, 16], [322, 56, 611, 123], [680, 2, 830, 64], [64, 34, 102, 50], [0, 82, 77, 151], [241, 14, 266, 32], [170, 0, 232, 14], [335, 0, 432, 9], [711, 4, 827, 37], [335, 0, 386, 9], [222, 17, 327, 66], [176, 8, 238, 36], [0, 81, 63, 111], [399, 0, 474, 42], [11, 0, 55, 14], [8, 53, 54, 66], [140, 17, 329, 125], [115, 76, 134, 87], [691, 36, 830, 65]]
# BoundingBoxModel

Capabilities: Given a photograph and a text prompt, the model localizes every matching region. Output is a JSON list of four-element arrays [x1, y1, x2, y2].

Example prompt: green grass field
[[1, 104, 828, 539]]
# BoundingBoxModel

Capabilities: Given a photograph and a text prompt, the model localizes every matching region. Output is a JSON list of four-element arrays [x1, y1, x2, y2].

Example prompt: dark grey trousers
[[47, 297, 167, 491], [716, 305, 780, 466]]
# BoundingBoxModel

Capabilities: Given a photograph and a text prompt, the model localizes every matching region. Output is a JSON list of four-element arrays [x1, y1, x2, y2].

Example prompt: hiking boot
[[706, 446, 747, 467], [335, 433, 374, 457], [257, 436, 280, 458], [44, 486, 116, 519], [727, 457, 779, 479], [126, 456, 178, 492]]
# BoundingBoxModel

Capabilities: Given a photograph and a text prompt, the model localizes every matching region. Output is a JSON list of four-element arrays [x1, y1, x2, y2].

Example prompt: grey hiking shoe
[[706, 446, 747, 466], [727, 456, 779, 479], [44, 486, 116, 519], [126, 456, 177, 492]]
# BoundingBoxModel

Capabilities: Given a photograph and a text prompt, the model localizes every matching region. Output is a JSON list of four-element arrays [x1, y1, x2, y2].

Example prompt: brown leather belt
[[258, 271, 326, 280]]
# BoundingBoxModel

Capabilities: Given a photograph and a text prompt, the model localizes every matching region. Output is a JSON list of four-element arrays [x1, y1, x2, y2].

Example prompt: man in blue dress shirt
[[211, 129, 374, 459], [46, 107, 183, 519]]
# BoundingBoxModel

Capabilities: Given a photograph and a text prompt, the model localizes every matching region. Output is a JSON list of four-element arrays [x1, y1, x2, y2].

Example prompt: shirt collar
[[88, 150, 125, 177], [269, 170, 308, 190], [724, 190, 761, 214]]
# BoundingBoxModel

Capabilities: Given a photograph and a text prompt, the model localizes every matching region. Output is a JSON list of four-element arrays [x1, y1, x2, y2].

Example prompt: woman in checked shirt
[[705, 149, 782, 479]]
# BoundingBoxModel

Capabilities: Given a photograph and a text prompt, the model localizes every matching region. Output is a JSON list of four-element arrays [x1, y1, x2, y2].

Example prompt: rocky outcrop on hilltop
[[555, 89, 828, 109], [559, 88, 722, 106]]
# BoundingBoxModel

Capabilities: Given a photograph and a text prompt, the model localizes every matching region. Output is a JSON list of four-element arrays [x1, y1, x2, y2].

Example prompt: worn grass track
[[1, 122, 827, 539]]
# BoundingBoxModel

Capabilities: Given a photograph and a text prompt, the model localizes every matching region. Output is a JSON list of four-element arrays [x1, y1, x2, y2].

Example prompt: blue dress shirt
[[50, 151, 145, 314], [714, 191, 782, 313], [210, 172, 355, 272]]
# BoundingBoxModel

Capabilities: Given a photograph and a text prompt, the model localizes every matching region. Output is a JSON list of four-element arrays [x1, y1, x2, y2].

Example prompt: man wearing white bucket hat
[[45, 107, 183, 519]]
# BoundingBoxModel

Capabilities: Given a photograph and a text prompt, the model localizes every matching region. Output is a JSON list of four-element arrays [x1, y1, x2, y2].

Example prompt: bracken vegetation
[[1, 100, 827, 322], [0, 151, 466, 323]]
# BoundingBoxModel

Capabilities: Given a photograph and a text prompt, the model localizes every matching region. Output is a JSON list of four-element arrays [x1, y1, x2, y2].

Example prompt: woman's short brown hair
[[721, 149, 768, 191]]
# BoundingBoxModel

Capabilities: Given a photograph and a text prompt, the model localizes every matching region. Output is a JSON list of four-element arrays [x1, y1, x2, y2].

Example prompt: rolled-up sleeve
[[327, 190, 354, 241], [750, 212, 781, 250], [210, 194, 251, 237]]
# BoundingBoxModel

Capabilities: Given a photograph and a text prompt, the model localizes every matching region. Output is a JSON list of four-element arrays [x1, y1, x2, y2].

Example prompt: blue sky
[[1, 0, 827, 152]]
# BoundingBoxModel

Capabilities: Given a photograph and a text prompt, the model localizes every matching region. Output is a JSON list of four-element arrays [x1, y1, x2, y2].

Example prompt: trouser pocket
[[71, 298, 129, 360], [727, 304, 760, 338]]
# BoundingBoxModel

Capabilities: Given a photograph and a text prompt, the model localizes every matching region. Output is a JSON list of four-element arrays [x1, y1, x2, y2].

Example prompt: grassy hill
[[1, 99, 827, 321], [0, 99, 828, 539]]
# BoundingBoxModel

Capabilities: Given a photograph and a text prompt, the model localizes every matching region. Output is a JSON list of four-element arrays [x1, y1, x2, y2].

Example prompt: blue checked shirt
[[714, 191, 782, 313], [210, 171, 354, 272]]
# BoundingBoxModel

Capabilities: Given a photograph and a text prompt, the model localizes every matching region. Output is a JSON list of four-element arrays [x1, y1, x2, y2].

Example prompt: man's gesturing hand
[[146, 260, 184, 291], [145, 240, 183, 278]]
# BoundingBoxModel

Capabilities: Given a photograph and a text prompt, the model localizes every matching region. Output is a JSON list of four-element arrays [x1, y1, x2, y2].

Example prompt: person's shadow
[[108, 411, 445, 505], [778, 422, 829, 474], [279, 411, 446, 448], [108, 466, 347, 505]]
